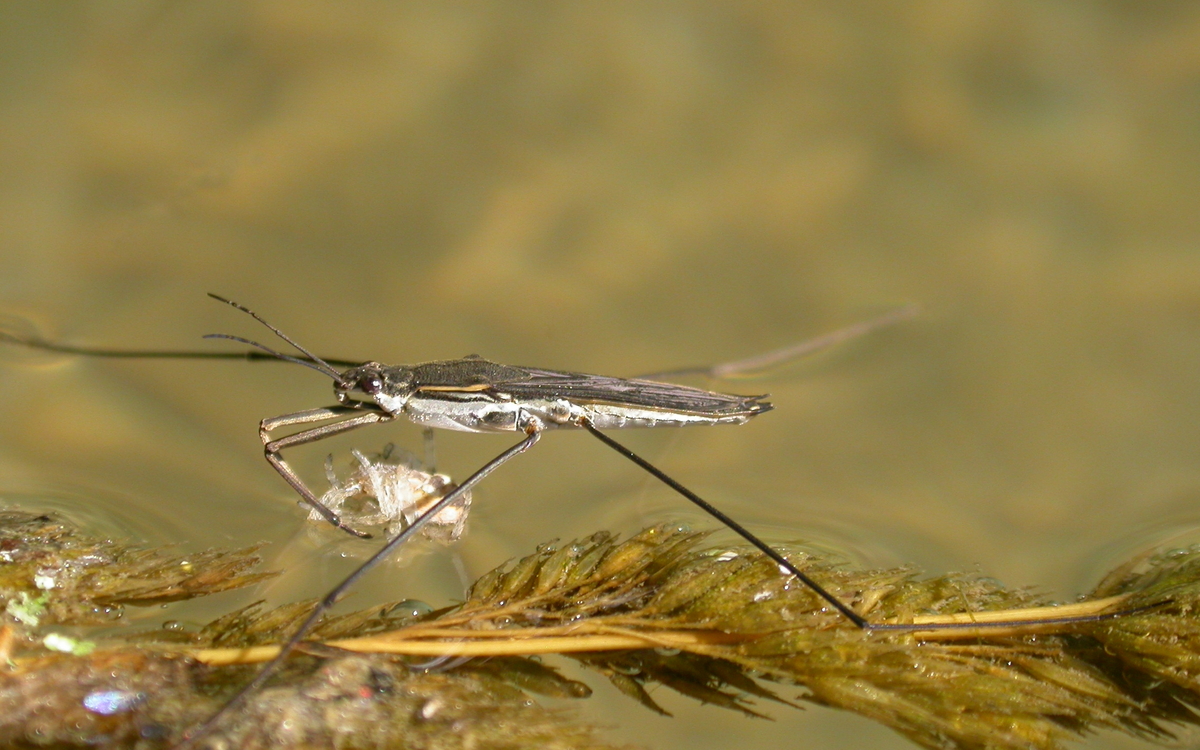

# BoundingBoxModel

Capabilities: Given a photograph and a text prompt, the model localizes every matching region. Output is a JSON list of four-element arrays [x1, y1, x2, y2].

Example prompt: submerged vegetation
[[2, 508, 1200, 749]]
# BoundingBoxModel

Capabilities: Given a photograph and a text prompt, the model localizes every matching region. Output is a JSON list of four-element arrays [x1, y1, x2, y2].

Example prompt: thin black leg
[[579, 418, 871, 628], [633, 305, 918, 381], [579, 419, 1154, 633], [173, 428, 542, 749]]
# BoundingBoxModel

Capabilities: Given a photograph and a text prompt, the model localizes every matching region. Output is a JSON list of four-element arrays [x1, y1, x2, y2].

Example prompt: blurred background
[[1, 3, 1199, 749]]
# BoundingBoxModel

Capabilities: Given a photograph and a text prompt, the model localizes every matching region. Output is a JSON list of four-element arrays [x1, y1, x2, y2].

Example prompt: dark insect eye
[[361, 376, 384, 395]]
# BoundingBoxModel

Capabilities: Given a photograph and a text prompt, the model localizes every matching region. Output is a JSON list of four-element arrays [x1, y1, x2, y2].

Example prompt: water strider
[[0, 296, 1139, 746]]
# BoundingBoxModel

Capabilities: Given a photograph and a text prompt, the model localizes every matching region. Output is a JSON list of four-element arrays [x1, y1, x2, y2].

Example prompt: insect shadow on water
[[0, 296, 1148, 748]]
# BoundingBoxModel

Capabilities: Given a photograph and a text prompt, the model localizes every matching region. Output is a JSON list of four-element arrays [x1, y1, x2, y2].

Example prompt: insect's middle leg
[[260, 405, 393, 539], [421, 427, 437, 472], [174, 425, 543, 749]]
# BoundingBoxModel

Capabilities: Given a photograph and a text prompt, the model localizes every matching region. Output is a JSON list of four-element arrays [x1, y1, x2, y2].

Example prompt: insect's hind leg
[[633, 305, 918, 381], [260, 405, 392, 539], [577, 417, 870, 628]]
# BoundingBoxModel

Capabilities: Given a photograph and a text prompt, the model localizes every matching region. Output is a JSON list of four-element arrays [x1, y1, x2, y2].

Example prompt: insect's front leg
[[260, 405, 393, 539]]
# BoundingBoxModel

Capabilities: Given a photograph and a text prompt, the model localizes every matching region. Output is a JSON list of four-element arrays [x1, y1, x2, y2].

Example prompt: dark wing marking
[[410, 359, 534, 389], [495, 367, 772, 417]]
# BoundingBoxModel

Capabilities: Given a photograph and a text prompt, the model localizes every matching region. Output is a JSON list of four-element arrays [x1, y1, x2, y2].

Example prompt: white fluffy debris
[[314, 446, 470, 543]]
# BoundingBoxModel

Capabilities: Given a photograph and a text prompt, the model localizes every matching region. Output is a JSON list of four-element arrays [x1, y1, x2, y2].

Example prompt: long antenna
[[206, 294, 344, 381], [201, 333, 342, 379]]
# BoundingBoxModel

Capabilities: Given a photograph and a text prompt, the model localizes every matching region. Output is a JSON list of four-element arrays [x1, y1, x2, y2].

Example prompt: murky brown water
[[3, 4, 1200, 749]]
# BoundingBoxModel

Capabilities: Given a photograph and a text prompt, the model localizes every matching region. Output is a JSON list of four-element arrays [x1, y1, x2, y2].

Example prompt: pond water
[[2, 5, 1200, 749]]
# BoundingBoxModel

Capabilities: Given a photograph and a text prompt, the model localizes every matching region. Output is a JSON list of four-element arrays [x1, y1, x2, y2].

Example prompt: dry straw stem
[[4, 510, 1200, 749], [192, 594, 1136, 666]]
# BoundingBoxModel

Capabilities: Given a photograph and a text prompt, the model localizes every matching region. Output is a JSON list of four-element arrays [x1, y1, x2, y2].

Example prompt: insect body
[[252, 342, 776, 546], [340, 356, 771, 433]]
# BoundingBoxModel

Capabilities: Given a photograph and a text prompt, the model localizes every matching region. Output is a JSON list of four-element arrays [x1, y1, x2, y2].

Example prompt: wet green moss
[[3, 510, 1200, 749]]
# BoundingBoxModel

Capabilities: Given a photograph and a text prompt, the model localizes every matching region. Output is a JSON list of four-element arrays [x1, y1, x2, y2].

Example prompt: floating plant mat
[[2, 509, 1200, 749]]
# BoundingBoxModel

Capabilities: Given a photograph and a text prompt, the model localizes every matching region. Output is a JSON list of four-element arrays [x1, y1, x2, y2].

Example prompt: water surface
[[2, 5, 1200, 749]]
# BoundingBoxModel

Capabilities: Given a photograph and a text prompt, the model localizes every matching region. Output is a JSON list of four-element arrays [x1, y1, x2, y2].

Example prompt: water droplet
[[83, 690, 145, 715]]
